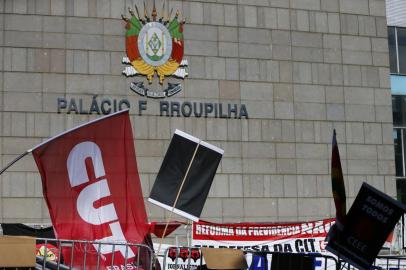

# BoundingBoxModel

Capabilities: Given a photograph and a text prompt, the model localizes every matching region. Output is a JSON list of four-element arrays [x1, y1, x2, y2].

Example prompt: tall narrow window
[[397, 179, 406, 204], [397, 28, 406, 74], [394, 129, 403, 177], [392, 96, 406, 203], [393, 95, 406, 125], [388, 27, 398, 73]]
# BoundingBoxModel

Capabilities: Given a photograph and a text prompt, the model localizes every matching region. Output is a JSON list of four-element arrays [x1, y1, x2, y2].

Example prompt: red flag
[[149, 221, 185, 238], [331, 129, 346, 227], [30, 110, 149, 269]]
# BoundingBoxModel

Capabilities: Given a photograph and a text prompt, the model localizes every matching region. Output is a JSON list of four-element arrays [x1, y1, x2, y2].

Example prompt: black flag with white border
[[148, 129, 224, 221]]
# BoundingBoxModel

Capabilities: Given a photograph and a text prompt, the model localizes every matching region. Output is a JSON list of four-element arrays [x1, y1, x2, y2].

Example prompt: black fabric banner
[[326, 182, 406, 270], [1, 223, 56, 251], [148, 129, 224, 221], [1, 223, 55, 241]]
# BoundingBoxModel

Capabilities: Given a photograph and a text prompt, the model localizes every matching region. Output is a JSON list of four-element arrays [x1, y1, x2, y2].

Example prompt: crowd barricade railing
[[35, 238, 155, 270], [373, 255, 406, 270], [337, 256, 406, 270]]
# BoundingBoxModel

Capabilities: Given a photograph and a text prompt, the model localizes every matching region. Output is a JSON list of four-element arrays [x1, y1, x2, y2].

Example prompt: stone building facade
[[0, 0, 394, 232]]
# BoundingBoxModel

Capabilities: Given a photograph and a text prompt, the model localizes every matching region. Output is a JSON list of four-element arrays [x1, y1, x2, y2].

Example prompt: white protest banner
[[192, 219, 336, 269], [192, 219, 335, 253]]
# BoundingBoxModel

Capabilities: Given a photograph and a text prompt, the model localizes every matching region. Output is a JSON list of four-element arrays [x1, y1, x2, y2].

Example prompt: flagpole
[[187, 220, 191, 247], [0, 150, 30, 176], [156, 141, 201, 255]]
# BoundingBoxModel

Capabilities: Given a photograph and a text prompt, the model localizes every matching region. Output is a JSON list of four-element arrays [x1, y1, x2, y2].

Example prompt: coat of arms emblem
[[122, 1, 188, 98]]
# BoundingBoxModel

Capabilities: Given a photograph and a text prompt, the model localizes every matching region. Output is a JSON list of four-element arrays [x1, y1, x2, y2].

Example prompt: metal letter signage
[[122, 2, 187, 98]]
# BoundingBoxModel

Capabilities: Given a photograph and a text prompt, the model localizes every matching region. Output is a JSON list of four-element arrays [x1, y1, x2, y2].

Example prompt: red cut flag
[[30, 110, 150, 269], [331, 129, 346, 227]]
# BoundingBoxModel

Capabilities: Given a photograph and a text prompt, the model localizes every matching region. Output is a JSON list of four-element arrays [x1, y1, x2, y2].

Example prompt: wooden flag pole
[[156, 141, 201, 255], [0, 150, 30, 176]]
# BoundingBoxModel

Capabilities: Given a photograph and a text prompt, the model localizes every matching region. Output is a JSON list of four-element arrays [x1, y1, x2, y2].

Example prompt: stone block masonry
[[0, 0, 394, 228]]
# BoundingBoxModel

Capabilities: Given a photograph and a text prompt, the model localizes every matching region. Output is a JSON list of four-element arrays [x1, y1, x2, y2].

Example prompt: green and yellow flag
[[331, 129, 346, 227]]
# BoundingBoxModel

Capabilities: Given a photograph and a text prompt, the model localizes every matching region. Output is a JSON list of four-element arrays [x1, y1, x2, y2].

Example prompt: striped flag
[[331, 129, 347, 227]]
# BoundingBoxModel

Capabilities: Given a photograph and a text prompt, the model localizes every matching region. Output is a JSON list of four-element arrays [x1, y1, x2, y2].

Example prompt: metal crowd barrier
[[35, 238, 155, 270], [34, 242, 406, 270], [335, 256, 406, 270], [161, 247, 340, 270], [372, 255, 406, 270]]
